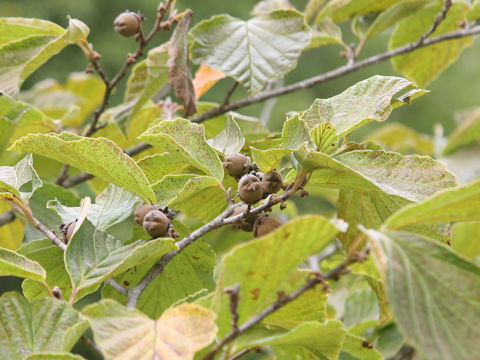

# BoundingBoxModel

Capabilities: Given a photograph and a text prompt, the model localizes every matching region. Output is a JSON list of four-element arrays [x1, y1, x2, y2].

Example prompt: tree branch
[[0, 210, 15, 227], [201, 249, 369, 360], [190, 25, 480, 124], [56, 25, 480, 189], [125, 171, 308, 307]]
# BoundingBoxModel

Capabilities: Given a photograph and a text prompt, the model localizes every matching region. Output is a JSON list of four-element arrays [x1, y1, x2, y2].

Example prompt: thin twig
[[221, 81, 239, 107], [189, 25, 480, 124], [418, 0, 452, 44], [57, 25, 480, 189], [0, 210, 15, 226], [225, 284, 241, 333], [83, 0, 176, 138], [81, 335, 104, 359], [201, 249, 368, 360], [55, 164, 70, 186], [229, 349, 254, 360]]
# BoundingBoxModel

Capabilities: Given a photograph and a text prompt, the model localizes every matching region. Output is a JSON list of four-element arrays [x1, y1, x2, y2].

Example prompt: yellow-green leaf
[[83, 300, 217, 360], [0, 248, 46, 281], [140, 118, 223, 181], [10, 132, 156, 203], [389, 1, 473, 87], [0, 17, 89, 96]]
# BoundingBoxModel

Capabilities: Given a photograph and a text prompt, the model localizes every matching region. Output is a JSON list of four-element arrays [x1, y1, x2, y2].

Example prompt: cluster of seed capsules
[[223, 153, 284, 237]]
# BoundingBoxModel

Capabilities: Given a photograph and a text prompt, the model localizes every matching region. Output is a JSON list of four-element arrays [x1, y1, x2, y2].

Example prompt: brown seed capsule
[[253, 215, 282, 237], [231, 205, 259, 232], [262, 170, 283, 194], [114, 12, 141, 37], [238, 174, 263, 204], [143, 210, 169, 238], [134, 204, 160, 225], [223, 153, 251, 179], [63, 220, 77, 243]]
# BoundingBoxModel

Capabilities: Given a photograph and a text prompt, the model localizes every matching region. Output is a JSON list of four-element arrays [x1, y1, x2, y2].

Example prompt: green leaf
[[24, 354, 85, 360], [9, 132, 156, 203], [82, 300, 217, 360], [214, 215, 340, 336], [0, 247, 46, 281], [370, 230, 480, 360], [168, 10, 196, 117], [250, 147, 292, 172], [190, 10, 311, 95], [262, 270, 328, 328], [363, 0, 428, 40], [301, 149, 456, 202], [123, 45, 169, 126], [443, 107, 480, 155], [340, 332, 382, 360], [47, 184, 139, 230], [151, 174, 197, 207], [365, 123, 434, 155], [386, 180, 480, 229], [0, 292, 88, 359], [282, 115, 310, 150], [307, 18, 343, 49], [315, 0, 402, 23], [0, 95, 55, 154], [0, 155, 42, 200], [140, 118, 223, 181], [389, 1, 473, 87], [0, 154, 41, 200], [0, 17, 89, 96], [310, 123, 338, 154], [103, 236, 216, 319], [468, 0, 480, 21], [65, 220, 177, 297], [209, 114, 245, 155], [25, 183, 79, 242], [169, 176, 227, 223], [337, 190, 449, 248], [18, 239, 74, 301], [452, 221, 480, 261], [138, 153, 192, 184], [252, 0, 295, 16], [20, 73, 106, 127], [299, 75, 424, 136], [237, 321, 346, 359]]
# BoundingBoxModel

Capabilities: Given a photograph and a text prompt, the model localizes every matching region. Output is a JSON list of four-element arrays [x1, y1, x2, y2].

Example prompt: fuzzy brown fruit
[[134, 204, 160, 225], [238, 174, 263, 204], [231, 204, 259, 232], [253, 215, 282, 237], [143, 210, 169, 238], [262, 170, 283, 194], [114, 12, 141, 37], [223, 153, 251, 179]]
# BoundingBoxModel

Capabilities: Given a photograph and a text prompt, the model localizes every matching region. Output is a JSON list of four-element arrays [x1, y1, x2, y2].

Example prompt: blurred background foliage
[[2, 0, 479, 138]]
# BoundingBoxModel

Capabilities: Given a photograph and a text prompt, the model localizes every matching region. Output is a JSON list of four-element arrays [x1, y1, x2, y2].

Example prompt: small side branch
[[83, 0, 177, 138], [201, 248, 369, 360], [418, 0, 452, 45], [225, 284, 240, 334]]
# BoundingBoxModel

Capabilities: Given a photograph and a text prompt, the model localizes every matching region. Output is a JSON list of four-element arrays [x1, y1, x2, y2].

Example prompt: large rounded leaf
[[190, 10, 311, 95]]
